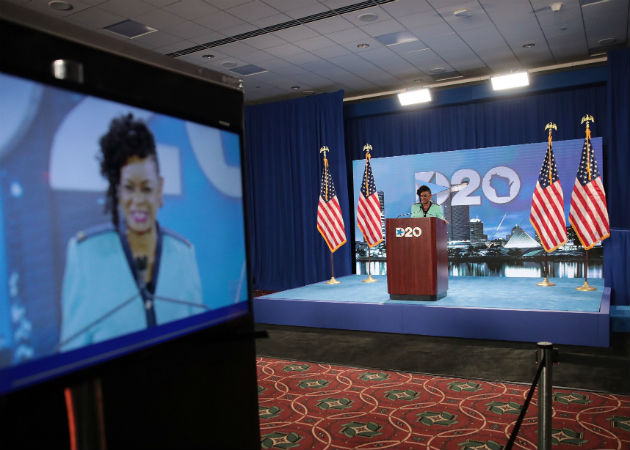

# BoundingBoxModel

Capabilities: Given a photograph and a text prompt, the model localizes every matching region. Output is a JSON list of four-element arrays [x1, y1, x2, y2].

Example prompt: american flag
[[569, 137, 610, 250], [317, 163, 346, 252], [357, 158, 383, 248], [530, 142, 567, 252]]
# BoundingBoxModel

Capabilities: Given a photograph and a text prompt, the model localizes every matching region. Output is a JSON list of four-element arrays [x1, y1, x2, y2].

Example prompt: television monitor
[[0, 16, 251, 396]]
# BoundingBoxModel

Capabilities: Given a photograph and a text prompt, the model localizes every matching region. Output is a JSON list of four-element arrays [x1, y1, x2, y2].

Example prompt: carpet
[[257, 357, 629, 450]]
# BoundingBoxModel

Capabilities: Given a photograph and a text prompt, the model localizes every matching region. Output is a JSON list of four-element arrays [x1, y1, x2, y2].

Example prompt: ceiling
[[3, 0, 630, 104]]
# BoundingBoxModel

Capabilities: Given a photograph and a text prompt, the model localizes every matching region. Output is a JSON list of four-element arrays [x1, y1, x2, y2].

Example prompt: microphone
[[133, 256, 209, 311], [135, 256, 156, 328]]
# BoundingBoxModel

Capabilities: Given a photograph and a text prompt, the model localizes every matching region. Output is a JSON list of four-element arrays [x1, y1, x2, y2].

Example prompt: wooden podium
[[385, 217, 448, 301]]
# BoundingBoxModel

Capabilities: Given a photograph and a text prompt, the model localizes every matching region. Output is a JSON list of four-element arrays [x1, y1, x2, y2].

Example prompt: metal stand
[[363, 245, 376, 283], [537, 342, 553, 450], [325, 252, 340, 285], [537, 251, 555, 286], [576, 250, 596, 291]]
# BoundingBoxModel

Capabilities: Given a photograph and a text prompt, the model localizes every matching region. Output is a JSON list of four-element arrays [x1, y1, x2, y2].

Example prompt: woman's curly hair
[[98, 113, 159, 227]]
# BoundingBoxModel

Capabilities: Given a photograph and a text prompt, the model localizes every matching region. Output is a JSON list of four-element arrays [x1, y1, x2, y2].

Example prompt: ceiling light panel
[[491, 72, 529, 90], [398, 88, 431, 106]]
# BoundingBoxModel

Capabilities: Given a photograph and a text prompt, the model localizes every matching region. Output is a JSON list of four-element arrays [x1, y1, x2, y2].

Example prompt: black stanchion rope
[[505, 354, 546, 450]]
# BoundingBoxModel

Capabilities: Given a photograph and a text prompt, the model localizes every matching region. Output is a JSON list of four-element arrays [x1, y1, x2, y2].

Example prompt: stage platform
[[254, 275, 610, 347]]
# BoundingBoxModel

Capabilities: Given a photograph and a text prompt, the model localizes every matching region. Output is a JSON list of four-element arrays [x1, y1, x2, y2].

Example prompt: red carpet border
[[257, 357, 629, 450]]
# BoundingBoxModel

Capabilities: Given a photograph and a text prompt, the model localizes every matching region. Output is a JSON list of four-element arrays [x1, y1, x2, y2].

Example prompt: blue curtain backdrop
[[604, 48, 630, 306], [244, 90, 351, 291]]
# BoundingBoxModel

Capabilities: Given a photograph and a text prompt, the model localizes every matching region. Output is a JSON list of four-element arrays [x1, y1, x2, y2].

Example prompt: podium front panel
[[385, 218, 447, 300]]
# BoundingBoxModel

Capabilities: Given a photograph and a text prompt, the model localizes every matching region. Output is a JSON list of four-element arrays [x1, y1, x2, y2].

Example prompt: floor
[[254, 323, 630, 395]]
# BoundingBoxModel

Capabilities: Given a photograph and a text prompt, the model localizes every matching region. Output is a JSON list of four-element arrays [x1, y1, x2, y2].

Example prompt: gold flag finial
[[544, 123, 557, 185], [580, 114, 594, 126], [320, 145, 329, 167], [580, 115, 594, 179], [363, 143, 373, 161], [545, 122, 557, 132]]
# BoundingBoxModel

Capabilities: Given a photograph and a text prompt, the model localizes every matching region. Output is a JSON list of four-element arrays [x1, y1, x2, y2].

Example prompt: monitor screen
[[0, 70, 249, 394]]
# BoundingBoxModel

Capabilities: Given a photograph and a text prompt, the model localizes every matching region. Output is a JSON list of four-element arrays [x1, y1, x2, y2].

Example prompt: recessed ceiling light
[[597, 37, 616, 45], [202, 54, 214, 59], [291, 85, 300, 90], [358, 13, 379, 22], [221, 61, 238, 68], [453, 9, 472, 17], [48, 1, 73, 11], [357, 43, 370, 49], [522, 43, 535, 48], [430, 67, 445, 73]]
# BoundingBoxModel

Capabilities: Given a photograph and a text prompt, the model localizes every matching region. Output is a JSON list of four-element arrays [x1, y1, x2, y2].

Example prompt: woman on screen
[[411, 185, 444, 219], [59, 114, 203, 351]]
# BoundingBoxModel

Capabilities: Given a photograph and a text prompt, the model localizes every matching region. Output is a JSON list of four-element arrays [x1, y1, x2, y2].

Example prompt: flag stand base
[[576, 281, 596, 291], [362, 274, 377, 283], [326, 277, 340, 285], [536, 277, 555, 287]]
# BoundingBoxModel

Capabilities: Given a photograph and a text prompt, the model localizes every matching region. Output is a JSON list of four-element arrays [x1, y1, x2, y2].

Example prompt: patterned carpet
[[257, 357, 630, 450]]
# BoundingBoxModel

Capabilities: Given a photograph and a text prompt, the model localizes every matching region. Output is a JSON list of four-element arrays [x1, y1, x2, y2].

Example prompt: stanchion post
[[537, 341, 553, 450]]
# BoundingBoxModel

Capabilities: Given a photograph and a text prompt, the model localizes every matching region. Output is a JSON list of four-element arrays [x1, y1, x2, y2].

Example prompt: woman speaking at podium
[[411, 185, 444, 219], [59, 114, 203, 351]]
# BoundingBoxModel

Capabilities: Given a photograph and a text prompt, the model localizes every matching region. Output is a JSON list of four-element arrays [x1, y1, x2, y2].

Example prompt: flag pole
[[537, 123, 557, 287], [363, 243, 376, 283], [575, 115, 596, 292], [361, 144, 376, 283], [326, 251, 340, 285], [320, 145, 341, 285], [537, 251, 555, 286], [576, 249, 595, 291]]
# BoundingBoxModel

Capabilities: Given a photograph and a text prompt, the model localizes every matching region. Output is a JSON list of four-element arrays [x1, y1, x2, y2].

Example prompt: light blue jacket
[[411, 202, 445, 220], [59, 223, 203, 351]]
